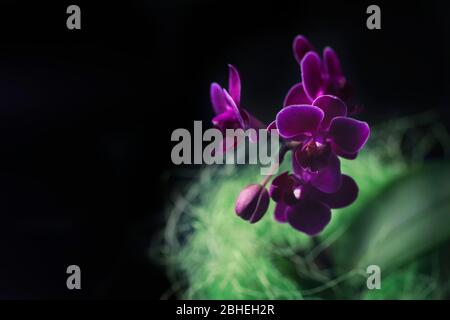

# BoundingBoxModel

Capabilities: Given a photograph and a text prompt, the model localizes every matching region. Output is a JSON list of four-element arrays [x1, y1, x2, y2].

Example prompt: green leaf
[[340, 162, 450, 273]]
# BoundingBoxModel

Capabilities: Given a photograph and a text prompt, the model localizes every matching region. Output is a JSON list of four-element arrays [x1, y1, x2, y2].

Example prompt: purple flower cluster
[[210, 35, 370, 236]]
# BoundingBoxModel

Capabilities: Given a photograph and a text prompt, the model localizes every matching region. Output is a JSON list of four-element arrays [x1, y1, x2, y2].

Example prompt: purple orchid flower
[[275, 95, 369, 193], [210, 65, 264, 151], [269, 171, 358, 235], [284, 35, 353, 108]]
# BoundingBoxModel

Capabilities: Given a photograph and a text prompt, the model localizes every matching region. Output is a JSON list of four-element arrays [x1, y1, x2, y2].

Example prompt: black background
[[0, 0, 448, 299]]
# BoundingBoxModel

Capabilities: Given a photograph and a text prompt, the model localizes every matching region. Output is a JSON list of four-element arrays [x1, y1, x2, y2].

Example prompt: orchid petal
[[283, 83, 312, 107], [301, 51, 325, 100], [311, 154, 342, 193], [228, 64, 241, 105], [313, 95, 347, 129], [332, 143, 359, 160], [311, 175, 358, 209], [269, 172, 290, 202], [286, 199, 331, 236], [329, 116, 370, 154], [276, 105, 324, 139], [274, 202, 288, 223], [223, 89, 246, 129], [266, 120, 277, 132], [293, 35, 314, 65], [323, 47, 343, 79], [210, 83, 227, 115]]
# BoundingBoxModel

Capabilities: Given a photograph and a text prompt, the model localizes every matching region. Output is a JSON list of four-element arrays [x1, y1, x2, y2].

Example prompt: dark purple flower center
[[295, 138, 332, 172]]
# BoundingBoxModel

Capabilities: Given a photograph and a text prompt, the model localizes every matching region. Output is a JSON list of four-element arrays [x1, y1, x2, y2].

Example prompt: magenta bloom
[[270, 93, 369, 235], [269, 172, 358, 235], [285, 35, 352, 107], [276, 95, 369, 193], [210, 65, 264, 135]]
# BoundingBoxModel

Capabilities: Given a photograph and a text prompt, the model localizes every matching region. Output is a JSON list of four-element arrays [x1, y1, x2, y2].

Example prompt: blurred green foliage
[[159, 113, 450, 299]]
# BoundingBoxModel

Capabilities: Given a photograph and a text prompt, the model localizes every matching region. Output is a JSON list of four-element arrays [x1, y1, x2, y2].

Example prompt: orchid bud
[[235, 184, 270, 224]]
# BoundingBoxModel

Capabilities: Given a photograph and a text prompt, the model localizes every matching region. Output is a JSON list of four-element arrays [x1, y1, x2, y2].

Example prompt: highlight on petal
[[301, 51, 325, 101], [323, 47, 343, 79], [311, 175, 358, 209], [293, 35, 314, 65], [283, 83, 312, 107], [329, 116, 370, 154], [275, 105, 324, 139], [313, 95, 347, 129], [286, 199, 331, 236], [228, 64, 241, 105], [235, 184, 270, 224], [311, 154, 342, 193], [210, 83, 227, 115]]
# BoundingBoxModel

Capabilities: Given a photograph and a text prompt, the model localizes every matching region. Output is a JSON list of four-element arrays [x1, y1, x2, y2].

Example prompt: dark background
[[0, 0, 448, 299]]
